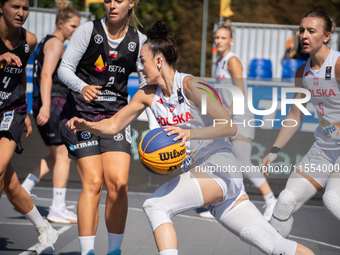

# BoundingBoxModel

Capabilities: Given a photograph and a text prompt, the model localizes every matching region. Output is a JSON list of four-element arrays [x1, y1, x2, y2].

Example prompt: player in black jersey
[[58, 0, 145, 254], [21, 0, 80, 225], [0, 0, 58, 253]]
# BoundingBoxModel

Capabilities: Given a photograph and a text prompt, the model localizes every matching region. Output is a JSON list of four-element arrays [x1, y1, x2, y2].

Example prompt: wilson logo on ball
[[158, 148, 186, 161], [138, 127, 187, 175]]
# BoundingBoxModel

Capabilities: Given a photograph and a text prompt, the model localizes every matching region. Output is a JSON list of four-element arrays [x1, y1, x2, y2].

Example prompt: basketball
[[138, 127, 187, 175]]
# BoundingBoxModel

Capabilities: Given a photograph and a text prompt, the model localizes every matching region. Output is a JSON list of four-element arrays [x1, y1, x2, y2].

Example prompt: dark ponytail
[[145, 21, 179, 70]]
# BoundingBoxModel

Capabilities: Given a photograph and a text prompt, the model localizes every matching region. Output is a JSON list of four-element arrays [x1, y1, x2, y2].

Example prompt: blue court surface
[[1, 186, 340, 255]]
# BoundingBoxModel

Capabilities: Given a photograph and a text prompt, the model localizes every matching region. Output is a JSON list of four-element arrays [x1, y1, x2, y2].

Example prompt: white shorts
[[192, 146, 246, 221], [296, 142, 340, 187]]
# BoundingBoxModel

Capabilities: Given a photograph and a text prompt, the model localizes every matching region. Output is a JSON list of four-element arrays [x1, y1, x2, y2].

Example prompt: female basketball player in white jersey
[[21, 0, 80, 225], [205, 20, 277, 221], [262, 9, 340, 237], [66, 21, 315, 255], [0, 0, 58, 253], [57, 0, 155, 254]]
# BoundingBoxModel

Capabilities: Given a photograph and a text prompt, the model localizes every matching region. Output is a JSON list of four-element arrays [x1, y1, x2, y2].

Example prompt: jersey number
[[2, 76, 11, 89], [318, 102, 324, 116], [106, 77, 115, 87]]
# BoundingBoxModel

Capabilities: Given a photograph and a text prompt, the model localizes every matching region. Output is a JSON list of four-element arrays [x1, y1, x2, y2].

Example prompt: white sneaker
[[199, 211, 215, 219], [35, 220, 58, 254], [47, 205, 77, 224], [263, 199, 277, 221]]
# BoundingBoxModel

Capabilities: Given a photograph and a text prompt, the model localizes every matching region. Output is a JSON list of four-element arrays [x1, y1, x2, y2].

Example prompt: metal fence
[[212, 22, 340, 79], [23, 7, 94, 42]]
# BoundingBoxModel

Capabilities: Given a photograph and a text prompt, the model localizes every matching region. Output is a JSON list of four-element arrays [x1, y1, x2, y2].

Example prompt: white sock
[[79, 236, 95, 255], [25, 206, 47, 227], [107, 232, 124, 253], [22, 173, 39, 193], [159, 249, 178, 255], [51, 187, 66, 209], [263, 192, 276, 204]]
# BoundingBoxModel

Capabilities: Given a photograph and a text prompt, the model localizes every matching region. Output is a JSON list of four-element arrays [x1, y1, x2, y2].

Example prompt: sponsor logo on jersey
[[81, 131, 92, 140], [25, 44, 29, 53], [114, 133, 124, 141], [305, 71, 310, 77], [109, 50, 118, 58], [128, 42, 137, 52], [158, 148, 186, 161], [156, 112, 194, 126], [108, 65, 125, 73], [94, 55, 107, 72], [2, 66, 23, 74], [326, 66, 332, 80], [94, 34, 103, 44], [308, 89, 336, 98], [157, 98, 163, 104], [0, 91, 11, 100], [177, 88, 184, 104], [323, 123, 340, 138]]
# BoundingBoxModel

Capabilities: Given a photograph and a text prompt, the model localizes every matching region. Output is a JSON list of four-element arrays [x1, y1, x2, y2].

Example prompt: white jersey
[[302, 48, 340, 150], [151, 71, 231, 158], [214, 52, 254, 139], [214, 52, 254, 119]]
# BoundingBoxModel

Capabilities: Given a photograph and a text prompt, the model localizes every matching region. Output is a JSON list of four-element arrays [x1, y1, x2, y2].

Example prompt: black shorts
[[0, 108, 26, 144], [59, 118, 131, 160], [33, 97, 66, 146]]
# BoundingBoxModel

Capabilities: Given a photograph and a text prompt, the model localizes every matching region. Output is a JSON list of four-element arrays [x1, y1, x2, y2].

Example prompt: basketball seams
[[140, 130, 165, 161]]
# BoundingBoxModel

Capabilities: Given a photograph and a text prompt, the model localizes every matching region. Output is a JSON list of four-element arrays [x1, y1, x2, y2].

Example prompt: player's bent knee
[[143, 197, 172, 231], [239, 226, 274, 254], [323, 191, 340, 220], [273, 189, 296, 221]]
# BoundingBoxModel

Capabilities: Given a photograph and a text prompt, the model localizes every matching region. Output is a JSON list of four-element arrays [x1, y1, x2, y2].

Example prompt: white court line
[[5, 190, 339, 251], [128, 207, 340, 250], [17, 226, 71, 255], [289, 235, 340, 250]]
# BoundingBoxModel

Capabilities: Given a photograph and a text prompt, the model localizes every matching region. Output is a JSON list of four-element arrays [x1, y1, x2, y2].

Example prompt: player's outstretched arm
[[66, 87, 151, 136]]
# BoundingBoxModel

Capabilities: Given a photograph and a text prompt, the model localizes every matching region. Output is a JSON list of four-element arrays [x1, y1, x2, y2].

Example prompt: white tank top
[[151, 71, 231, 157], [214, 51, 253, 119], [302, 48, 340, 150]]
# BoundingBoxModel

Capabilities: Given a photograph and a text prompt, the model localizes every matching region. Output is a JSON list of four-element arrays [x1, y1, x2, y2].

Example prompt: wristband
[[268, 153, 278, 162], [270, 145, 281, 154]]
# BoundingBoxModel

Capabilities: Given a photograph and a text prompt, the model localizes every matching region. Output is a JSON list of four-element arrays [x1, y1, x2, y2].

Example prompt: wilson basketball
[[138, 127, 187, 175]]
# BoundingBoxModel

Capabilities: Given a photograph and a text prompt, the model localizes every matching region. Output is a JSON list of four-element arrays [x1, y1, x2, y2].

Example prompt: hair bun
[[147, 21, 169, 39], [56, 0, 71, 10]]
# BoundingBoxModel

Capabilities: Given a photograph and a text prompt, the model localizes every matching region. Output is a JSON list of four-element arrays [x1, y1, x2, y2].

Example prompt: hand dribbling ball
[[138, 127, 187, 175]]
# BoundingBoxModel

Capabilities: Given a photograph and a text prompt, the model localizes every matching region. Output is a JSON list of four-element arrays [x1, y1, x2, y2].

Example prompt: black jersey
[[65, 20, 139, 118], [0, 28, 29, 113], [32, 35, 69, 99]]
